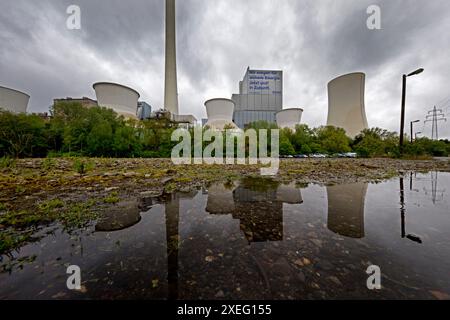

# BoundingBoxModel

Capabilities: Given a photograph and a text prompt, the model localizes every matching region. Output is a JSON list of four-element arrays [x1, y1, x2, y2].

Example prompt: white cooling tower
[[93, 82, 140, 119], [276, 108, 303, 130], [327, 72, 369, 138], [0, 86, 30, 113], [204, 98, 238, 130]]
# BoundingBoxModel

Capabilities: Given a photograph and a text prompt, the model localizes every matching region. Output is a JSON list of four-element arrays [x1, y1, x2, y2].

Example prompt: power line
[[424, 106, 447, 140]]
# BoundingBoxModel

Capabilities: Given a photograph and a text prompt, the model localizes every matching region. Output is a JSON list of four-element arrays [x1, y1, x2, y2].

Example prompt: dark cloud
[[1, 0, 449, 138]]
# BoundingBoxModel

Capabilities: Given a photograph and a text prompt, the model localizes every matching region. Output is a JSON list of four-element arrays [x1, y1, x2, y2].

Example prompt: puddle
[[0, 172, 449, 300]]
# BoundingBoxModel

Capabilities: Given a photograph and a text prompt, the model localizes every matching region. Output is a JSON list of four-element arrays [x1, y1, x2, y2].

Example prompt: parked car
[[294, 154, 308, 158], [310, 153, 327, 158], [344, 152, 357, 158]]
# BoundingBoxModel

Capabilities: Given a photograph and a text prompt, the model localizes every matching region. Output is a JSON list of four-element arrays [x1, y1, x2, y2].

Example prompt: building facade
[[231, 68, 283, 128], [53, 97, 98, 109], [137, 101, 152, 120]]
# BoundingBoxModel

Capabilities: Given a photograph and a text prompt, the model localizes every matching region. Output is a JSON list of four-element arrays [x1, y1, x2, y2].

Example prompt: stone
[[430, 290, 450, 300], [215, 290, 225, 298]]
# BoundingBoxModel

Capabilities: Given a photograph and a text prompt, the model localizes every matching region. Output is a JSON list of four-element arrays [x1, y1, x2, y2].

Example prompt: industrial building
[[136, 101, 152, 120], [204, 98, 238, 130], [276, 108, 303, 130], [0, 85, 30, 113], [93, 82, 140, 119], [53, 97, 98, 109], [231, 68, 283, 128], [327, 72, 369, 138]]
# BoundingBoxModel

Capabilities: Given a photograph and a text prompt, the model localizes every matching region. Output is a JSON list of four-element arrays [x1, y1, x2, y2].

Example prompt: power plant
[[0, 85, 30, 113], [276, 108, 303, 130], [164, 0, 179, 116], [204, 98, 238, 130], [327, 72, 369, 138], [92, 82, 140, 119], [231, 68, 283, 128]]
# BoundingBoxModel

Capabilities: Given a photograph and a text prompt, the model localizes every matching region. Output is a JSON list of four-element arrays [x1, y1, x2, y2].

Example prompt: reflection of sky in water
[[0, 173, 449, 300]]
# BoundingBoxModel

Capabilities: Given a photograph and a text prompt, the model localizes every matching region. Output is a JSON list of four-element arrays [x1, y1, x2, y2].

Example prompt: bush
[[73, 158, 95, 175], [0, 156, 16, 169]]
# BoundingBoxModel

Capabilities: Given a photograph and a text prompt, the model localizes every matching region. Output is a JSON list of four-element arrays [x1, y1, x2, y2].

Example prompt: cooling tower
[[327, 72, 368, 137], [93, 82, 140, 119], [164, 0, 179, 115], [0, 86, 30, 113], [204, 98, 238, 130], [327, 183, 368, 238], [276, 108, 303, 130]]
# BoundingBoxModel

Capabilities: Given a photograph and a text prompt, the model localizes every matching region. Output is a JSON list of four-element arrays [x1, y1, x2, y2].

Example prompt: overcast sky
[[1, 0, 449, 138]]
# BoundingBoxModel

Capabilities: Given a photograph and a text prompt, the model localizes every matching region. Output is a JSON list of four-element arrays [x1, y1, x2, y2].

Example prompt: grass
[[103, 191, 120, 204], [0, 156, 16, 170], [0, 198, 98, 254], [73, 158, 95, 175]]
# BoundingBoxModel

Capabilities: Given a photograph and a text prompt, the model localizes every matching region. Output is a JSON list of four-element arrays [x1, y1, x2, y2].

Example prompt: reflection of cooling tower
[[327, 72, 368, 138], [204, 98, 238, 130], [276, 182, 303, 204], [276, 108, 303, 130], [327, 183, 368, 238], [93, 82, 140, 119], [164, 0, 179, 115], [0, 86, 30, 113], [205, 184, 236, 214]]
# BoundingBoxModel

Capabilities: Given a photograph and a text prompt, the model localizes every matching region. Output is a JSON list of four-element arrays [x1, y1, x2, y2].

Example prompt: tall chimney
[[164, 0, 179, 115]]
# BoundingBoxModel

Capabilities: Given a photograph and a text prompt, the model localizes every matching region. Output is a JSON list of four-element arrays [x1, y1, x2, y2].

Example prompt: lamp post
[[400, 68, 424, 152], [410, 120, 420, 143], [415, 131, 422, 140]]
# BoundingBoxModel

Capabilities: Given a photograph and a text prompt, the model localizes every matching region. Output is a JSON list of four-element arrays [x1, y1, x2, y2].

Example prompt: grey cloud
[[0, 0, 449, 138]]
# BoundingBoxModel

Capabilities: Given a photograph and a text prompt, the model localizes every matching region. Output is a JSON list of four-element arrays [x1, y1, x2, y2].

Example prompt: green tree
[[315, 126, 351, 154], [0, 111, 47, 157]]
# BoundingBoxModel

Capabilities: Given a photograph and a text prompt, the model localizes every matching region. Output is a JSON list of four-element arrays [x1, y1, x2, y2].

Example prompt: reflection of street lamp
[[410, 120, 420, 143], [399, 177, 423, 244], [400, 68, 424, 151]]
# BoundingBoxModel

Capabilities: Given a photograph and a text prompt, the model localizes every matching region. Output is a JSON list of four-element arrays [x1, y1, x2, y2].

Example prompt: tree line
[[0, 102, 449, 159]]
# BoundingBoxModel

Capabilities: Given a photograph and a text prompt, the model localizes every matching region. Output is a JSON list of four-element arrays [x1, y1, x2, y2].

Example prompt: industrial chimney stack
[[164, 0, 179, 115]]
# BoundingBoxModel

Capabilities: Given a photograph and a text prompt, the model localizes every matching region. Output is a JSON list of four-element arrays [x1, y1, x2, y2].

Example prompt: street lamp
[[410, 120, 420, 143], [400, 68, 424, 151], [415, 131, 422, 140]]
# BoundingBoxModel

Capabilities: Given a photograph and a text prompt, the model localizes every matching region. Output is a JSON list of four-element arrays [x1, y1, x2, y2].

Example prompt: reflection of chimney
[[327, 183, 368, 238], [165, 195, 179, 300]]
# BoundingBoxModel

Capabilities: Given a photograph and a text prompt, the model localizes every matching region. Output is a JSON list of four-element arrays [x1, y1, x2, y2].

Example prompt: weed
[[0, 156, 16, 170], [104, 191, 120, 204]]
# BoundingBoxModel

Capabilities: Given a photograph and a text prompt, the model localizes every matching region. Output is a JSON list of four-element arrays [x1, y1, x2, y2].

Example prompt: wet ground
[[0, 171, 449, 300]]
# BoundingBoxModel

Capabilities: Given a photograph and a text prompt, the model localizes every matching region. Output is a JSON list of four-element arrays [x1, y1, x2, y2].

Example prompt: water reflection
[[206, 178, 303, 242], [400, 177, 423, 244], [95, 201, 141, 231], [1, 173, 450, 299], [165, 191, 197, 300], [326, 183, 367, 238]]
